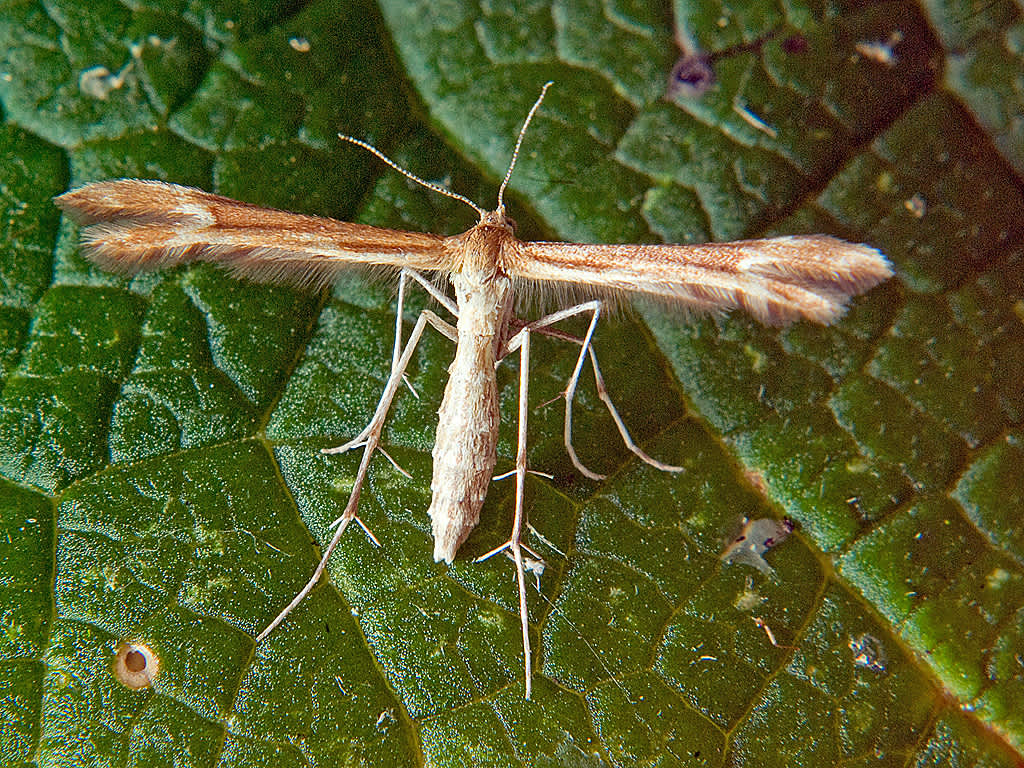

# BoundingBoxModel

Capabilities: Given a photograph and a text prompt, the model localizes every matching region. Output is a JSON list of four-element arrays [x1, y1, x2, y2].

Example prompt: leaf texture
[[1, 0, 1022, 766]]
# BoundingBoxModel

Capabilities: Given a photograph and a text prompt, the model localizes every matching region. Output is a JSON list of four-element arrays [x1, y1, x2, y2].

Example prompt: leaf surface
[[1, 0, 1023, 766]]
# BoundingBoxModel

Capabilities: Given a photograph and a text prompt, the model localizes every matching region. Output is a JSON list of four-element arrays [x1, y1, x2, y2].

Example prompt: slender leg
[[477, 328, 534, 698], [258, 307, 452, 642], [392, 272, 418, 398], [393, 269, 460, 376], [582, 344, 684, 474], [404, 268, 459, 319], [479, 306, 682, 696], [507, 301, 683, 480], [324, 272, 456, 455]]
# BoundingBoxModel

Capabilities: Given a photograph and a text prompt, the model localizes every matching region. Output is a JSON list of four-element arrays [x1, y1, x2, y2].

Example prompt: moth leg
[[402, 267, 459, 317], [476, 328, 535, 698], [582, 343, 684, 475], [391, 269, 459, 399], [258, 304, 453, 642], [514, 301, 683, 480], [324, 269, 456, 454]]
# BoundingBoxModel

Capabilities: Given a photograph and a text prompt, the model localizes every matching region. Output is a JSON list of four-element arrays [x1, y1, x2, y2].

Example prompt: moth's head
[[478, 207, 517, 233]]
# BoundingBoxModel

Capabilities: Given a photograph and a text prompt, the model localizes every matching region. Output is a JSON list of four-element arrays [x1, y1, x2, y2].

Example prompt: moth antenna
[[496, 81, 553, 212], [338, 134, 486, 218]]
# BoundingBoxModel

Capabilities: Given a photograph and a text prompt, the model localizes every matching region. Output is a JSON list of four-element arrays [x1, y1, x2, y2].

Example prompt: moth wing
[[56, 179, 451, 288], [510, 236, 892, 325]]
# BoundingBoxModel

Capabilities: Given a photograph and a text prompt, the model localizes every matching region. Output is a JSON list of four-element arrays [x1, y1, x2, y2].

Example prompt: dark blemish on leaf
[[667, 52, 716, 99], [782, 34, 809, 54], [124, 649, 145, 672], [667, 26, 812, 101], [667, 5, 716, 100]]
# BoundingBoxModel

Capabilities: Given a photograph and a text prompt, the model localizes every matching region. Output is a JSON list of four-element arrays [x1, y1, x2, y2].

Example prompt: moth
[[55, 83, 892, 697]]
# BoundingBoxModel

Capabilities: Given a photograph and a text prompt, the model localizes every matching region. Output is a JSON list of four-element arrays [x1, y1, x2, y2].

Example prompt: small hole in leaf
[[125, 649, 146, 672], [113, 642, 160, 689]]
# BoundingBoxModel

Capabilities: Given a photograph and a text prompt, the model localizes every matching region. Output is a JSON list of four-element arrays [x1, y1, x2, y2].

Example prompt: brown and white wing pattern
[[56, 179, 450, 288], [510, 235, 893, 325]]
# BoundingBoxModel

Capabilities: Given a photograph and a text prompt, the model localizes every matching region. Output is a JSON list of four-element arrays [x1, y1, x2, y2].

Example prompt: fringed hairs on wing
[[56, 179, 450, 290], [510, 235, 893, 326]]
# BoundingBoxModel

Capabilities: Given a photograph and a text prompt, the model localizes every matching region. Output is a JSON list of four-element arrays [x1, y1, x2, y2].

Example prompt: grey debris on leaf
[[720, 516, 796, 576], [849, 633, 888, 673]]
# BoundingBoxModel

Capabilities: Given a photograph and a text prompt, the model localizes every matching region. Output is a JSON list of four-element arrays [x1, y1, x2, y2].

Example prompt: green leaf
[[2, 0, 1023, 766]]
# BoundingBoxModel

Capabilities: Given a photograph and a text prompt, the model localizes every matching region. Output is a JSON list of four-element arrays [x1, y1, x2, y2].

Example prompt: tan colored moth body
[[428, 215, 516, 561], [54, 84, 893, 697]]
